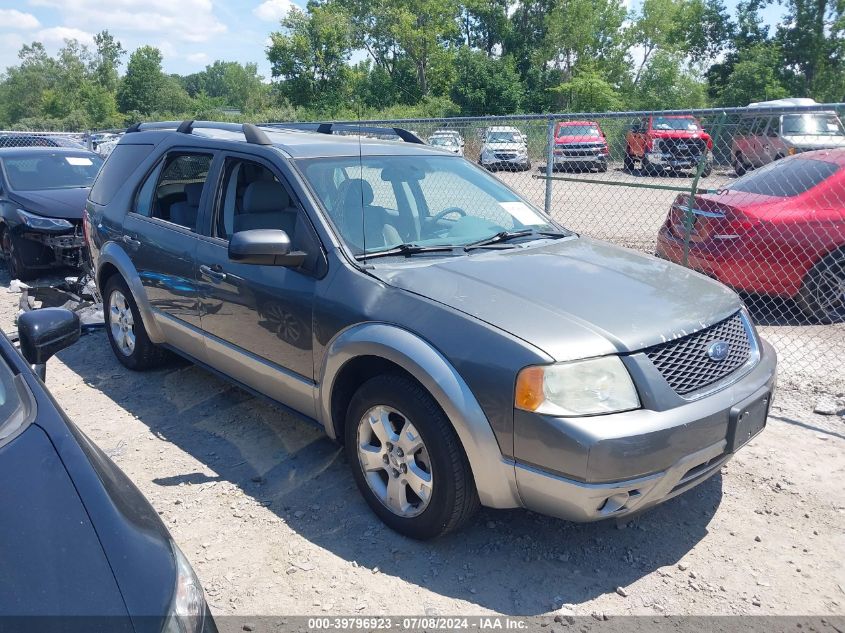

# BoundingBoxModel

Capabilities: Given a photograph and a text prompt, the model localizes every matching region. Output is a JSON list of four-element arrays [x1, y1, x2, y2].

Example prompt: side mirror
[[228, 229, 306, 267], [18, 308, 81, 380]]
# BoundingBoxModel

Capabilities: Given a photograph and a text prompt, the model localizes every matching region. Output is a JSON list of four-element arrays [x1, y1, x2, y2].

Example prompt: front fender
[[319, 322, 521, 509], [96, 241, 165, 343]]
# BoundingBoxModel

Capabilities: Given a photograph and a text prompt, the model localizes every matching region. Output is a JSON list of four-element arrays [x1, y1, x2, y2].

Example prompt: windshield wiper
[[355, 243, 456, 261], [463, 229, 569, 251]]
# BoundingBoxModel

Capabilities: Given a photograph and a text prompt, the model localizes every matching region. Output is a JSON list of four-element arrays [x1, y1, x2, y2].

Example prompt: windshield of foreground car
[[558, 125, 601, 137], [299, 154, 565, 257], [782, 114, 845, 136], [652, 117, 701, 131], [3, 153, 103, 191]]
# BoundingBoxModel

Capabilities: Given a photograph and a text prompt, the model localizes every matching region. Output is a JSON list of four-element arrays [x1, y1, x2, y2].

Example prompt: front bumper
[[15, 228, 84, 269], [513, 339, 777, 522], [553, 152, 608, 164], [482, 154, 530, 167], [645, 151, 707, 169]]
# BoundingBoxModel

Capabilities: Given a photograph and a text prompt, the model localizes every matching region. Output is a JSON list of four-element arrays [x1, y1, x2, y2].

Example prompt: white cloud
[[253, 0, 294, 22], [35, 26, 94, 45], [0, 9, 41, 30], [186, 52, 209, 64], [29, 0, 226, 43]]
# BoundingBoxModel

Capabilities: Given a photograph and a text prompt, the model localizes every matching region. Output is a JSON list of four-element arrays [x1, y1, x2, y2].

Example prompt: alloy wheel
[[109, 290, 137, 356], [812, 253, 845, 322], [356, 405, 433, 518]]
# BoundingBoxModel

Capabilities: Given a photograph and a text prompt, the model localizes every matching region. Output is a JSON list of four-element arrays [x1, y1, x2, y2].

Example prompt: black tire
[[344, 373, 479, 539], [796, 249, 845, 324], [623, 152, 635, 172], [597, 161, 608, 173], [700, 161, 713, 177], [642, 157, 659, 176], [734, 153, 747, 176], [2, 230, 36, 281], [103, 275, 170, 370]]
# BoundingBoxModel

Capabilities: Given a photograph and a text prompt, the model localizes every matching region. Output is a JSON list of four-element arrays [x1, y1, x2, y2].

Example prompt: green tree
[[450, 47, 523, 114], [92, 30, 125, 92], [632, 51, 708, 109], [118, 46, 165, 115], [549, 68, 622, 111], [267, 6, 354, 110], [715, 44, 789, 106], [458, 0, 510, 55]]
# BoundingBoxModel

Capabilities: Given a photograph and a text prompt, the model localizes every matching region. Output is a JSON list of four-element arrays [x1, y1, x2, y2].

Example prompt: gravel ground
[[2, 268, 843, 620]]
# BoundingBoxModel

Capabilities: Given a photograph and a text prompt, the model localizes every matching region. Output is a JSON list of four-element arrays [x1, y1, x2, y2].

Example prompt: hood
[[371, 237, 741, 361], [782, 135, 845, 149], [651, 129, 711, 142], [483, 142, 526, 151], [9, 187, 89, 220], [556, 135, 605, 144]]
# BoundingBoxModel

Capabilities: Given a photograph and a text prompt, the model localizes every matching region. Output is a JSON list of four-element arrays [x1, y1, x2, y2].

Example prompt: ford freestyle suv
[[552, 121, 609, 172], [625, 115, 713, 176], [86, 120, 777, 539]]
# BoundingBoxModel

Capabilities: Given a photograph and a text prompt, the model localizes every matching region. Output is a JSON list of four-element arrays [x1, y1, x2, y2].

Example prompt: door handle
[[121, 234, 140, 247], [199, 264, 227, 283]]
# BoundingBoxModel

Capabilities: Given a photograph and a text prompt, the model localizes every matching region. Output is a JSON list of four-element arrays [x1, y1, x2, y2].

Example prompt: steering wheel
[[431, 207, 467, 223]]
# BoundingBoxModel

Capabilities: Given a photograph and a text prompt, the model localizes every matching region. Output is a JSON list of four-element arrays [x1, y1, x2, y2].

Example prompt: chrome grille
[[644, 313, 752, 395]]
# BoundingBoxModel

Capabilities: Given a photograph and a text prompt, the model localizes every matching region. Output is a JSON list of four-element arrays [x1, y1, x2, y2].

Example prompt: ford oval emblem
[[707, 340, 730, 362]]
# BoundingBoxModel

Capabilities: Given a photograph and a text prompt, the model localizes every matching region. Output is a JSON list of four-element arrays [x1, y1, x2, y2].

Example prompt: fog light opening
[[597, 491, 631, 514]]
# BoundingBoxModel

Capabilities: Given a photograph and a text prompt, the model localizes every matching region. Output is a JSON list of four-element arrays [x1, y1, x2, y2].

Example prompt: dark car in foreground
[[0, 308, 213, 632], [0, 147, 103, 279], [657, 149, 845, 323], [87, 121, 776, 539]]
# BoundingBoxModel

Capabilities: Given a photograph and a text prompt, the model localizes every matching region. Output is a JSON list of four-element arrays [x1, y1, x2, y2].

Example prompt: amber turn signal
[[515, 366, 545, 412]]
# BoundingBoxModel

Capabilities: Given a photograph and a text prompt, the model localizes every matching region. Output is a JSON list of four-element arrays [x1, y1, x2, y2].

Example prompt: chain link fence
[[324, 104, 845, 384], [4, 106, 843, 385]]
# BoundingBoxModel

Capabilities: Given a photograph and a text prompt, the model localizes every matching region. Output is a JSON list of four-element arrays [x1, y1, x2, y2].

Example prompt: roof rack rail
[[269, 122, 424, 144], [124, 120, 273, 146]]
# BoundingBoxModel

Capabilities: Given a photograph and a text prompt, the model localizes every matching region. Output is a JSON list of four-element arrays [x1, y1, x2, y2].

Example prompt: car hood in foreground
[[9, 187, 90, 220], [371, 237, 741, 361]]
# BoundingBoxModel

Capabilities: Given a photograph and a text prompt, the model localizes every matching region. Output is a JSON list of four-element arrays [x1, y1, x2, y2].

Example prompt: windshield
[[782, 114, 845, 136], [429, 137, 457, 146], [557, 125, 601, 138], [651, 117, 700, 131], [3, 153, 103, 191], [486, 131, 521, 143], [299, 154, 562, 256]]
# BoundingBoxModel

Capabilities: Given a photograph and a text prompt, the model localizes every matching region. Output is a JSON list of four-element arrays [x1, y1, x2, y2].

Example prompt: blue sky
[[0, 0, 786, 79]]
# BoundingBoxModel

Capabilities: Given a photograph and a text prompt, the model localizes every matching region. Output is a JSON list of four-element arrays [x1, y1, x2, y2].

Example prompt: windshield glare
[[652, 117, 700, 131], [486, 132, 520, 143], [299, 155, 560, 255], [558, 125, 601, 137], [3, 153, 103, 191], [782, 114, 845, 136]]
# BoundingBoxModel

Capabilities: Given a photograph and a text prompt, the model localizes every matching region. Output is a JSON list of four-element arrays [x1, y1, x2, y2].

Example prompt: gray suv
[[85, 121, 777, 539]]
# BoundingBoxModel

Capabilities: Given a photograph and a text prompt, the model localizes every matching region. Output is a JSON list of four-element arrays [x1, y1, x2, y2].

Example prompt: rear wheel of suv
[[734, 153, 748, 176], [345, 373, 479, 539], [104, 275, 170, 370], [797, 249, 845, 324]]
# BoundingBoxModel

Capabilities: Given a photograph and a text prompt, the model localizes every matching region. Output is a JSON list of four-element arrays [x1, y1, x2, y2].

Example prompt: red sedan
[[656, 149, 845, 322]]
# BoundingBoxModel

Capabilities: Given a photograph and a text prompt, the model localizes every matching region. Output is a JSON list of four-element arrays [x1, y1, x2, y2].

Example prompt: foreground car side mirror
[[18, 308, 81, 380], [228, 229, 306, 267]]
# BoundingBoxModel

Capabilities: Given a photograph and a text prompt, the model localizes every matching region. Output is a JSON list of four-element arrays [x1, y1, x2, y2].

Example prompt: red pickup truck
[[625, 115, 713, 176], [552, 121, 609, 172]]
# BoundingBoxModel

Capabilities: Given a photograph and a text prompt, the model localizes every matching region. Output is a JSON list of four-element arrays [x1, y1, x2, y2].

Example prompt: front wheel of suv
[[345, 373, 479, 539], [104, 275, 170, 370]]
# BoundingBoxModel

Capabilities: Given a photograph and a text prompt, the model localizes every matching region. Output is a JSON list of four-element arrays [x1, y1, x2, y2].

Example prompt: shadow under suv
[[85, 120, 777, 539]]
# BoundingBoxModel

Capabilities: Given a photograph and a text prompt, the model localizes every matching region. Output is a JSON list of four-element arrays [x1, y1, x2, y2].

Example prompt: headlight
[[162, 542, 207, 633], [515, 356, 640, 416], [16, 208, 73, 231]]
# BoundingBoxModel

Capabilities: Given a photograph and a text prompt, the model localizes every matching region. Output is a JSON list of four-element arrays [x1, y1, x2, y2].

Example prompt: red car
[[552, 121, 609, 172], [626, 115, 713, 176], [656, 149, 845, 322]]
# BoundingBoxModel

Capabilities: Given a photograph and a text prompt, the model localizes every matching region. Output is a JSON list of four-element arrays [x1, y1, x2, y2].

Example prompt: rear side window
[[134, 153, 212, 231], [89, 143, 154, 205], [729, 158, 839, 197]]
